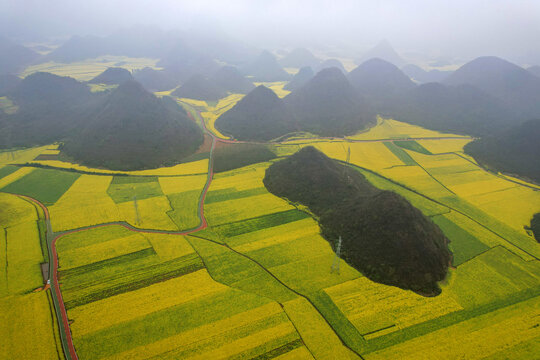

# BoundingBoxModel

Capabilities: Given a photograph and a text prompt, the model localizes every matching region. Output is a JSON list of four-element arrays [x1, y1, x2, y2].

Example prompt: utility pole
[[331, 236, 342, 274], [346, 146, 351, 164], [133, 195, 140, 225]]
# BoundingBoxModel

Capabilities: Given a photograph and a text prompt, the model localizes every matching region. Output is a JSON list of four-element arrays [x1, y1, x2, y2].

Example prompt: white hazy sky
[[1, 0, 540, 62]]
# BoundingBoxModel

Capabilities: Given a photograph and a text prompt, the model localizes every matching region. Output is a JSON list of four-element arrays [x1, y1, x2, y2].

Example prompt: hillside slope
[[215, 85, 295, 141], [63, 80, 203, 170], [285, 67, 375, 136], [464, 119, 540, 182], [88, 67, 133, 84]]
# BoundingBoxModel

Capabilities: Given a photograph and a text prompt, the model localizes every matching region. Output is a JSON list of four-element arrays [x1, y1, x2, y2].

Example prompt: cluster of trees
[[264, 146, 452, 295]]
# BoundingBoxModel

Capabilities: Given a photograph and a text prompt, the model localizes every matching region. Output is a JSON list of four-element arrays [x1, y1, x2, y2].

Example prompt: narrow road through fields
[[15, 110, 219, 360]]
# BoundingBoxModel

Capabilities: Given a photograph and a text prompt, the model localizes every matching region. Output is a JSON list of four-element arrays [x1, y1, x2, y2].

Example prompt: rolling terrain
[[1, 42, 539, 360]]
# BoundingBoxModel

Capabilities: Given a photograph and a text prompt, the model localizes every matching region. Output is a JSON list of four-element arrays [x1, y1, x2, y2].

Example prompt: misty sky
[[2, 0, 540, 63]]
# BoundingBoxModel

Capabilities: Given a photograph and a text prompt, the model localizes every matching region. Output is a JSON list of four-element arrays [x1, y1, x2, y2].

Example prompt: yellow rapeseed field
[[300, 141, 348, 162], [158, 174, 206, 195], [254, 81, 291, 98], [274, 347, 314, 360], [187, 322, 297, 360], [211, 163, 268, 191], [0, 167, 35, 189], [417, 139, 472, 154], [59, 233, 151, 270], [117, 195, 178, 230], [193, 93, 245, 139], [231, 218, 320, 252], [177, 98, 208, 109], [69, 270, 228, 337], [0, 145, 49, 166], [141, 233, 194, 261], [205, 193, 294, 225], [41, 149, 61, 155], [32, 158, 209, 176], [348, 142, 405, 170], [49, 175, 120, 232], [379, 165, 453, 199], [0, 292, 62, 359], [5, 222, 44, 295], [324, 277, 462, 336], [50, 175, 181, 231], [103, 302, 286, 360], [0, 192, 37, 227], [283, 297, 361, 360], [466, 186, 540, 234], [21, 56, 160, 81], [364, 296, 540, 360], [498, 174, 540, 190], [348, 118, 462, 140]]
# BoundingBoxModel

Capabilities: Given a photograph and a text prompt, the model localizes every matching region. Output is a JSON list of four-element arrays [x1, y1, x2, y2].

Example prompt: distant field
[[20, 56, 160, 81]]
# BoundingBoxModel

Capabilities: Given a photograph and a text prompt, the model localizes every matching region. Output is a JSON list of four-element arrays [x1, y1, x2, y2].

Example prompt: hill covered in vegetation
[[401, 64, 452, 83], [283, 66, 314, 91], [0, 74, 21, 96], [444, 56, 540, 118], [171, 74, 227, 101], [391, 82, 512, 136], [133, 67, 179, 92], [279, 48, 320, 68], [356, 40, 406, 67], [0, 72, 95, 147], [88, 67, 133, 84], [215, 85, 294, 141], [285, 67, 375, 136], [63, 80, 203, 170], [464, 119, 540, 182], [263, 146, 452, 295], [348, 58, 416, 107], [0, 36, 41, 74], [242, 50, 291, 82], [210, 66, 255, 94], [315, 59, 347, 74]]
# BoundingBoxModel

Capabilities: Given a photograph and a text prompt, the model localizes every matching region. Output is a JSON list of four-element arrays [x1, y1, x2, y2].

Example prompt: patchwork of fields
[[0, 113, 539, 359]]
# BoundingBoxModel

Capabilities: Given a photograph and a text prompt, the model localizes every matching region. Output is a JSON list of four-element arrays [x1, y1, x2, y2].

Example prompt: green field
[[394, 140, 432, 155], [0, 167, 80, 205], [107, 176, 164, 203]]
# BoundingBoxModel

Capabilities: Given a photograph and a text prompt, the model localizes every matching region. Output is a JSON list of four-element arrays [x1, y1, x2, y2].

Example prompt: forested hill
[[63, 80, 203, 170], [264, 146, 452, 295]]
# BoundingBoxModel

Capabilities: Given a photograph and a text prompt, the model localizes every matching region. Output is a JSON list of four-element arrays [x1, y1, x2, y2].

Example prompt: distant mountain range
[[279, 48, 320, 68], [0, 36, 41, 75], [356, 40, 406, 67]]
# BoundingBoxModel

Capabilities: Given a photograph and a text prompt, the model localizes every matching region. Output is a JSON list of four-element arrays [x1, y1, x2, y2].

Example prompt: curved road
[[16, 109, 218, 360]]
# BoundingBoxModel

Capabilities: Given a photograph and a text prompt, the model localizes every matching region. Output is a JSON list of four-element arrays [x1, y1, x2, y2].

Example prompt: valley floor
[[1, 108, 539, 359]]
